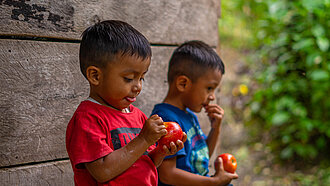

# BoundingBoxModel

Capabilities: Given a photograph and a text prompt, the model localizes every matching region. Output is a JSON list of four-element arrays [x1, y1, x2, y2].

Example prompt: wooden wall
[[0, 0, 220, 184]]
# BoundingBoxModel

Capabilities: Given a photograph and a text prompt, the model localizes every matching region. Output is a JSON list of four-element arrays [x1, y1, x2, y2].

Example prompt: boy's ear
[[86, 66, 102, 86], [176, 75, 191, 92]]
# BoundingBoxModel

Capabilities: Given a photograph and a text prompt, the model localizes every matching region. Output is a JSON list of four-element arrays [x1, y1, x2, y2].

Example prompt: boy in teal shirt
[[151, 40, 238, 185]]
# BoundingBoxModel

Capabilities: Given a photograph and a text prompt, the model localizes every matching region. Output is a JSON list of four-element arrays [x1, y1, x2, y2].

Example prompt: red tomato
[[214, 153, 237, 173], [158, 122, 183, 148]]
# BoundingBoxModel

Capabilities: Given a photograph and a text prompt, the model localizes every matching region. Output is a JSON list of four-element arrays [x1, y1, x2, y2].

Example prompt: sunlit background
[[218, 0, 330, 185]]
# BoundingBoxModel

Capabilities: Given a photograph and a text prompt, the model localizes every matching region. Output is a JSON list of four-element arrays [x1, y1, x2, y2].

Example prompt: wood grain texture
[[0, 0, 220, 46], [0, 160, 74, 186], [0, 39, 174, 167], [0, 0, 221, 184], [0, 39, 88, 167], [134, 46, 174, 116]]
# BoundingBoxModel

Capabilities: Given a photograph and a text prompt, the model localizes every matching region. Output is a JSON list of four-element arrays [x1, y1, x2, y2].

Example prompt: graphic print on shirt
[[110, 127, 141, 150], [186, 124, 209, 175]]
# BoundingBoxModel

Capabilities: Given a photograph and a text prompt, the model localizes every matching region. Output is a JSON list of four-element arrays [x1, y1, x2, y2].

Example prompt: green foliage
[[243, 0, 330, 161], [290, 165, 330, 186], [218, 1, 254, 49]]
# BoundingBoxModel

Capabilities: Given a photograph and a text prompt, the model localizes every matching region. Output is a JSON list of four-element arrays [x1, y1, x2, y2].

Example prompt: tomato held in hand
[[215, 153, 237, 173], [158, 122, 183, 148]]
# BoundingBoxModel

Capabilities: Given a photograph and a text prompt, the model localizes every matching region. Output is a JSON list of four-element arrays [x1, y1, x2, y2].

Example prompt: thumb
[[214, 156, 224, 173]]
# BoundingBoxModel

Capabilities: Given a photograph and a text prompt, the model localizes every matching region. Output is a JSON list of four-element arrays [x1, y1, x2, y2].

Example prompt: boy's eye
[[124, 77, 133, 82], [207, 87, 214, 91]]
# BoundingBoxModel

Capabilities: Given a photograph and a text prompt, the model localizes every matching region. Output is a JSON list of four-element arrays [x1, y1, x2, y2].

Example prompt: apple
[[214, 153, 237, 173], [158, 122, 183, 148]]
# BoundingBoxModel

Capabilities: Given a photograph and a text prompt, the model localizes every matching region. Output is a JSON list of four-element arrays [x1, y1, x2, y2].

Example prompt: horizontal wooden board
[[133, 46, 174, 116], [0, 39, 174, 167], [0, 160, 74, 185], [0, 39, 88, 167], [0, 0, 220, 46]]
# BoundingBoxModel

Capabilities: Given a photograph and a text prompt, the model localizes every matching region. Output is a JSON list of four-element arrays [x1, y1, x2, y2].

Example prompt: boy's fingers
[[176, 140, 184, 150], [162, 145, 170, 154], [161, 128, 167, 135], [182, 132, 187, 142], [209, 112, 224, 119], [169, 142, 177, 153], [159, 124, 166, 129], [206, 106, 223, 114], [150, 114, 164, 123], [226, 171, 239, 179], [231, 173, 239, 179], [158, 117, 164, 123], [150, 114, 159, 119], [217, 157, 225, 171]]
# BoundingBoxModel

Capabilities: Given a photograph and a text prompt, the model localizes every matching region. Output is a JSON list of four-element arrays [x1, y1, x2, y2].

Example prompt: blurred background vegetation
[[219, 0, 330, 185]]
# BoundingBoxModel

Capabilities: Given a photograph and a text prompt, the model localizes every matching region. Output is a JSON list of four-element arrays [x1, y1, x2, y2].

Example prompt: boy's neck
[[163, 93, 186, 111], [87, 96, 130, 113]]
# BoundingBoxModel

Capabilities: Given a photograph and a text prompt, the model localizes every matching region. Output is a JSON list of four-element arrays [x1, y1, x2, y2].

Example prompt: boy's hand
[[213, 156, 238, 185], [160, 132, 187, 155], [139, 114, 167, 145], [204, 104, 224, 128]]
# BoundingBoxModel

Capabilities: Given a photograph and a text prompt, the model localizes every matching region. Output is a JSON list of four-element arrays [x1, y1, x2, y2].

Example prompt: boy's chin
[[119, 104, 131, 110], [190, 106, 203, 113]]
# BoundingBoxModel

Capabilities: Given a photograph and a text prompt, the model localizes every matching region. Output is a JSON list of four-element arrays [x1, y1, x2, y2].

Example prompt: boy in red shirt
[[66, 20, 185, 185]]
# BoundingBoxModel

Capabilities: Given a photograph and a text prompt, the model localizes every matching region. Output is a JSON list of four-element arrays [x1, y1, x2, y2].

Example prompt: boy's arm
[[206, 123, 221, 157], [148, 146, 166, 168], [85, 135, 151, 183], [158, 157, 237, 186], [85, 115, 166, 183], [204, 104, 224, 157]]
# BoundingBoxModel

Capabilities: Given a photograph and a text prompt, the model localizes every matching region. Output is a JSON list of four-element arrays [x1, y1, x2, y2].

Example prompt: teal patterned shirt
[[151, 103, 210, 176]]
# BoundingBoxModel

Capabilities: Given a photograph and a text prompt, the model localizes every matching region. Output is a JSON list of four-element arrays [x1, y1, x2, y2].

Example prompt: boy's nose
[[132, 81, 142, 93], [208, 93, 215, 101]]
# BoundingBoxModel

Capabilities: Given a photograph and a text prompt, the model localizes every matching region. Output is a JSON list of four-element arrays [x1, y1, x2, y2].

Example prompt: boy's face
[[183, 69, 222, 112], [94, 54, 151, 111]]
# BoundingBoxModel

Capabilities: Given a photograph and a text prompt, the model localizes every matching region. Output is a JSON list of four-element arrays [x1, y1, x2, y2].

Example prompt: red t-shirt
[[66, 100, 157, 186]]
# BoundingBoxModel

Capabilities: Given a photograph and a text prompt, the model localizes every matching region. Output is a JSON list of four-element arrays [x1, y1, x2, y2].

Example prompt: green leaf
[[271, 112, 290, 126], [302, 0, 324, 11], [251, 102, 261, 113], [312, 24, 325, 37], [316, 37, 330, 52], [276, 96, 295, 110], [268, 1, 287, 17], [310, 70, 330, 81], [278, 52, 292, 63], [280, 147, 293, 159], [292, 38, 314, 51], [271, 81, 282, 93], [282, 135, 291, 144], [327, 128, 330, 137], [306, 53, 322, 67], [293, 106, 307, 118], [316, 137, 326, 148], [300, 120, 313, 131]]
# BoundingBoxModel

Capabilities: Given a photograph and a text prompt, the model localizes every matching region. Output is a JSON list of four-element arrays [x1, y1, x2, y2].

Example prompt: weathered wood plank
[[0, 39, 174, 166], [0, 39, 88, 167], [0, 160, 74, 186], [134, 46, 174, 116], [0, 0, 220, 46]]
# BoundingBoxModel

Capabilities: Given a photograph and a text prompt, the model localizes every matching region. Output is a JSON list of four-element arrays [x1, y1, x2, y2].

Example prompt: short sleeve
[[67, 111, 112, 168]]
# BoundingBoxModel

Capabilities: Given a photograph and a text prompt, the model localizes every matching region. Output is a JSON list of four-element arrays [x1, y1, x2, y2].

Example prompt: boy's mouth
[[125, 97, 136, 103]]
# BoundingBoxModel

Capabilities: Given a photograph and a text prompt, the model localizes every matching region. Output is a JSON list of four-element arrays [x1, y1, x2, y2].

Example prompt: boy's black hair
[[79, 20, 152, 78], [167, 40, 225, 83]]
